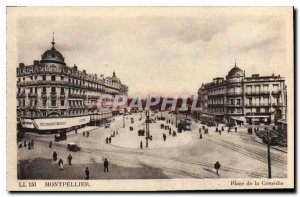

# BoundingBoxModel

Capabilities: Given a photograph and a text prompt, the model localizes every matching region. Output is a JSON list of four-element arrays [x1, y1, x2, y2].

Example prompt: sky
[[16, 10, 290, 97]]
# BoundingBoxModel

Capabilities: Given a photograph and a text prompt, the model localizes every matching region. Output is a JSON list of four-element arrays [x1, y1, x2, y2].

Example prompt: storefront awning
[[229, 116, 245, 122], [246, 116, 269, 118]]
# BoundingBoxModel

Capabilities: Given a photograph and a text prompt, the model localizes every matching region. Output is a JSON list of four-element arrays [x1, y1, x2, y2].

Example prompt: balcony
[[226, 104, 243, 107], [41, 92, 47, 99], [245, 103, 271, 107], [245, 91, 270, 96], [271, 90, 281, 97], [17, 92, 26, 98], [208, 93, 225, 97], [59, 92, 65, 99], [207, 103, 224, 107], [88, 95, 100, 100], [272, 102, 284, 107], [69, 105, 87, 109], [69, 93, 87, 99], [226, 92, 243, 97], [28, 92, 37, 98], [246, 112, 271, 116], [50, 92, 57, 99]]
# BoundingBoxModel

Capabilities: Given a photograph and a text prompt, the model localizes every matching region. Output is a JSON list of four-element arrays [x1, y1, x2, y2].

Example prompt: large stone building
[[17, 37, 128, 132], [197, 63, 287, 125]]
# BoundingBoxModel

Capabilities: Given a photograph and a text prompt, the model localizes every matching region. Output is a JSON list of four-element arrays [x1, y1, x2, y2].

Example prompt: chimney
[[19, 63, 25, 68], [83, 70, 86, 74], [74, 64, 78, 71]]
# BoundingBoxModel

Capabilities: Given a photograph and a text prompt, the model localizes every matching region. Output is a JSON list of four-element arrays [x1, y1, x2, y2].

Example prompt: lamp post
[[145, 110, 150, 148], [266, 129, 272, 178], [123, 113, 125, 128], [175, 109, 178, 128]]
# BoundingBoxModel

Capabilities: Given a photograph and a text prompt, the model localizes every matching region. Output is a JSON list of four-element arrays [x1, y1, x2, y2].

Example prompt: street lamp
[[266, 128, 272, 178], [175, 108, 178, 128], [145, 109, 150, 148], [123, 113, 125, 128]]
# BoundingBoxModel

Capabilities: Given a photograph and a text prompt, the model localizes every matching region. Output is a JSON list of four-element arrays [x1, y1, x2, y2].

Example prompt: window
[[61, 100, 64, 106], [35, 87, 37, 93], [42, 99, 47, 107], [51, 87, 56, 93], [265, 108, 269, 113], [230, 99, 234, 105], [255, 85, 260, 92], [42, 87, 46, 93], [51, 100, 56, 107], [30, 76, 33, 80], [237, 99, 241, 105], [263, 85, 268, 92], [51, 75, 56, 81], [18, 78, 20, 82], [61, 87, 64, 94], [43, 75, 46, 81], [30, 88, 33, 93], [249, 98, 252, 105], [231, 108, 234, 113], [61, 76, 64, 81], [273, 84, 279, 91]]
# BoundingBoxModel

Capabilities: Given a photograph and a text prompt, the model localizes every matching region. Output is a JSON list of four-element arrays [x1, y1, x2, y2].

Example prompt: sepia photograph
[[6, 6, 294, 191]]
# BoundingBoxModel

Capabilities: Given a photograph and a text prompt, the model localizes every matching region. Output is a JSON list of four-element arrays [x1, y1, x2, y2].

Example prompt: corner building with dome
[[17, 38, 128, 133], [197, 63, 287, 126]]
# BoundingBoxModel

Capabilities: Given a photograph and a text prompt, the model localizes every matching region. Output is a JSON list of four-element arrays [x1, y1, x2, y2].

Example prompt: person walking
[[31, 139, 34, 149], [200, 133, 202, 139], [49, 140, 52, 148], [83, 131, 86, 137], [105, 137, 109, 144], [104, 158, 109, 172], [53, 151, 57, 162], [214, 161, 221, 177], [235, 127, 237, 133], [58, 158, 64, 170], [140, 141, 143, 149], [199, 128, 201, 134], [163, 133, 166, 141], [85, 167, 89, 180], [219, 130, 221, 135], [67, 154, 72, 166], [108, 137, 112, 144]]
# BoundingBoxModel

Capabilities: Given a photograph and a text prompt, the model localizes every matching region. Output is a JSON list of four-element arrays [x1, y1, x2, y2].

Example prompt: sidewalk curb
[[250, 136, 287, 153]]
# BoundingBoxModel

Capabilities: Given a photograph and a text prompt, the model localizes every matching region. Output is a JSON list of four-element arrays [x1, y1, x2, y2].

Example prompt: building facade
[[197, 63, 287, 125], [17, 38, 128, 132]]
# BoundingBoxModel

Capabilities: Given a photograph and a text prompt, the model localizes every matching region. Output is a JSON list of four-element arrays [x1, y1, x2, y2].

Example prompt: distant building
[[197, 63, 287, 125], [17, 37, 128, 133]]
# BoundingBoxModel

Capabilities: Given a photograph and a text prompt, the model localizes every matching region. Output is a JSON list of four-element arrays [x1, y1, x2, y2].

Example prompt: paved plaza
[[18, 112, 287, 179]]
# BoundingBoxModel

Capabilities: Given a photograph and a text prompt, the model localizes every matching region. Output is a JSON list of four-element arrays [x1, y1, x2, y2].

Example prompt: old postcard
[[7, 7, 294, 191]]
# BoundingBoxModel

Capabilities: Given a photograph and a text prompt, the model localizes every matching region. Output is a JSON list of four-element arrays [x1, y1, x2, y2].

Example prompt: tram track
[[31, 133, 285, 178], [83, 146, 269, 178], [204, 136, 286, 170]]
